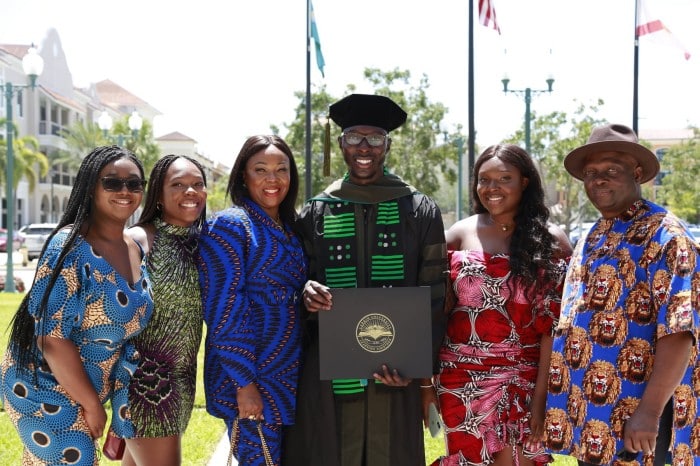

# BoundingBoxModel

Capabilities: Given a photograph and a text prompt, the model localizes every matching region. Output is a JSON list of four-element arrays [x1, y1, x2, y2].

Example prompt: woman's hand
[[302, 280, 332, 312], [237, 383, 264, 421], [82, 400, 108, 439], [526, 399, 545, 449]]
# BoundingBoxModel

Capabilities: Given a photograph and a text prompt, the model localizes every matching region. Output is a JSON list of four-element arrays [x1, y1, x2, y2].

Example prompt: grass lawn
[[0, 292, 224, 465]]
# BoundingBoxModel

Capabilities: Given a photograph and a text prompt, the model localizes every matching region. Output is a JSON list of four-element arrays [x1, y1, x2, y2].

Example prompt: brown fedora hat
[[564, 123, 659, 183]]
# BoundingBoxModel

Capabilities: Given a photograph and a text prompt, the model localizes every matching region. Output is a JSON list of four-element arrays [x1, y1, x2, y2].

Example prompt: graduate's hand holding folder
[[302, 281, 433, 381]]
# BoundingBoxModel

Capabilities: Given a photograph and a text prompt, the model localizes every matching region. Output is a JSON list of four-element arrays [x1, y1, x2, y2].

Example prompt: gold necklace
[[489, 216, 513, 232]]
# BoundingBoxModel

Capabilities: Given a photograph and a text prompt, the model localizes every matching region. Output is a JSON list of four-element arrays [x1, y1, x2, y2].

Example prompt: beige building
[[1, 28, 227, 229]]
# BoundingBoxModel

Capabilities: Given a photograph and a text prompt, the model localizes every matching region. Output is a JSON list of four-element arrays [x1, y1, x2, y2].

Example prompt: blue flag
[[310, 0, 326, 77]]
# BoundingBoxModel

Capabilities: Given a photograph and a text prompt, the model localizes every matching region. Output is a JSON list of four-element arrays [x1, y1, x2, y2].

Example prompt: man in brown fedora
[[544, 123, 700, 466]]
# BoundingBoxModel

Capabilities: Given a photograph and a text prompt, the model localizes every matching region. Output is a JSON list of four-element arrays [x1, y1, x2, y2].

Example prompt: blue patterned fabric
[[1, 230, 153, 465], [197, 198, 308, 428], [545, 200, 700, 465], [225, 418, 282, 466]]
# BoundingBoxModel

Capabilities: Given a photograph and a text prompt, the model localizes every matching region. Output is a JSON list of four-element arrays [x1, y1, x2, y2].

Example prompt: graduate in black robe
[[283, 94, 447, 466]]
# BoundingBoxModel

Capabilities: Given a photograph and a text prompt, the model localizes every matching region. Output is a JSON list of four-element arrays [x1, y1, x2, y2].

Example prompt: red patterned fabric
[[431, 250, 566, 466]]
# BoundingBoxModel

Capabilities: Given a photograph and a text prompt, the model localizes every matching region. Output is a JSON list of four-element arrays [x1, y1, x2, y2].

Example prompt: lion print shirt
[[545, 199, 700, 466]]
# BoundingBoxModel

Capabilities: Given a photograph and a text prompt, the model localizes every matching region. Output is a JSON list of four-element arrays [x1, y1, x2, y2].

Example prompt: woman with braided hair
[[123, 154, 208, 466], [1, 145, 153, 465]]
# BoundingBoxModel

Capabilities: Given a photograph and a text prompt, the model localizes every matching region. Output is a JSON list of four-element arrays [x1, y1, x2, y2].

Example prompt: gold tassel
[[323, 117, 331, 177]]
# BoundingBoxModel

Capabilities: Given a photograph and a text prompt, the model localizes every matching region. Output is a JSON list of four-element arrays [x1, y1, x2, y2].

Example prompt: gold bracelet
[[419, 385, 434, 389]]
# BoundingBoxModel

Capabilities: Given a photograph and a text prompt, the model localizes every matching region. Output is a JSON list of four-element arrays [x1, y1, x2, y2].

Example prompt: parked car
[[0, 228, 23, 252], [686, 225, 700, 242], [17, 224, 29, 241], [22, 223, 58, 260]]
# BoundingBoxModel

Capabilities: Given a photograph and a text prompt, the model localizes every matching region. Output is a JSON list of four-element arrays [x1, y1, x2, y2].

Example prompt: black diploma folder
[[318, 287, 432, 379]]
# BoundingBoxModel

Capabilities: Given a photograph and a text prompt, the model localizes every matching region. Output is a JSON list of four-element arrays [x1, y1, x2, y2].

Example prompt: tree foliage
[[204, 174, 231, 214], [281, 68, 458, 202], [110, 118, 161, 177], [0, 118, 49, 192], [503, 100, 606, 236], [655, 127, 700, 223], [60, 116, 162, 179]]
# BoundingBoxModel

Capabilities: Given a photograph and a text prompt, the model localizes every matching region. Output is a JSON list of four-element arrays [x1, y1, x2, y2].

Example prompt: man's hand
[[303, 280, 332, 312], [373, 364, 412, 387]]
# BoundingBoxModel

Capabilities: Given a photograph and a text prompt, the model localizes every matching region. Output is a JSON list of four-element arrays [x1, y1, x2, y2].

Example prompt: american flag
[[478, 0, 501, 34]]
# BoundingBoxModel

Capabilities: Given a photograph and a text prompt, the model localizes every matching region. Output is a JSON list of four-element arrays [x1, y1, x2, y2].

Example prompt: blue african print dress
[[197, 198, 308, 465], [545, 200, 700, 466], [1, 230, 153, 466]]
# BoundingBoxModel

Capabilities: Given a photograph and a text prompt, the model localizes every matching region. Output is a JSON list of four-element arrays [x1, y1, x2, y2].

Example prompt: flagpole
[[305, 0, 312, 200], [633, 0, 640, 134], [467, 0, 475, 215]]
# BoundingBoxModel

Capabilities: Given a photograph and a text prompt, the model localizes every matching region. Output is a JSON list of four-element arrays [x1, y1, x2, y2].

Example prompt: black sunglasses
[[100, 177, 147, 193]]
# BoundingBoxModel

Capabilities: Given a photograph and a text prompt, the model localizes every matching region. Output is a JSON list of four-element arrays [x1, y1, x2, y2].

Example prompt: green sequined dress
[[128, 218, 203, 437]]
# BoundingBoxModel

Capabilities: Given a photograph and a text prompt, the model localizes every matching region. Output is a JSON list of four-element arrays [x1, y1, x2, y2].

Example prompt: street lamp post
[[455, 136, 464, 220], [501, 76, 554, 154], [98, 110, 143, 146], [4, 46, 44, 293], [49, 168, 56, 222]]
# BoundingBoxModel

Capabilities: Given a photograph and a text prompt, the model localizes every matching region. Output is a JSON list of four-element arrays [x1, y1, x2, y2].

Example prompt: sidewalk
[[0, 252, 37, 291], [207, 431, 234, 466], [0, 250, 26, 266]]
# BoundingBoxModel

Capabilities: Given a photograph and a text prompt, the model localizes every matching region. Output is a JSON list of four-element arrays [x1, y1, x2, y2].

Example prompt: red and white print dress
[[431, 249, 566, 466]]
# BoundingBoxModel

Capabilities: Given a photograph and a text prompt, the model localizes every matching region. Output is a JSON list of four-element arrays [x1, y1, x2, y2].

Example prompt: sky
[[1, 0, 698, 167]]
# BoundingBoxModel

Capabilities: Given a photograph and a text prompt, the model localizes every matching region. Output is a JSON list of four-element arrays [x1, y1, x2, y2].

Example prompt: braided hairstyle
[[227, 135, 299, 224], [135, 154, 208, 240], [471, 144, 561, 291], [7, 145, 144, 373]]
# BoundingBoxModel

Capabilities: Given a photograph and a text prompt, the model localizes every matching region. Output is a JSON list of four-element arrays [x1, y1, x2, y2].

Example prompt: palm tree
[[61, 116, 161, 175], [60, 119, 103, 159], [0, 118, 49, 192], [110, 117, 161, 175]]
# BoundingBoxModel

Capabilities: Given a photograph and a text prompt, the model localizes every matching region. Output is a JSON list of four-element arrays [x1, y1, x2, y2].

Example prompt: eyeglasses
[[100, 177, 147, 193], [342, 132, 387, 147]]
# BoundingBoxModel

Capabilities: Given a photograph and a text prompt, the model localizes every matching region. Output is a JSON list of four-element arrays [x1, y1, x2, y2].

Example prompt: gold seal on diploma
[[355, 313, 395, 353]]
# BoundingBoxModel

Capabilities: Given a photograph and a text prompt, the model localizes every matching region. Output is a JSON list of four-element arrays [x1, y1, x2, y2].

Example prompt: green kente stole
[[312, 172, 416, 395]]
